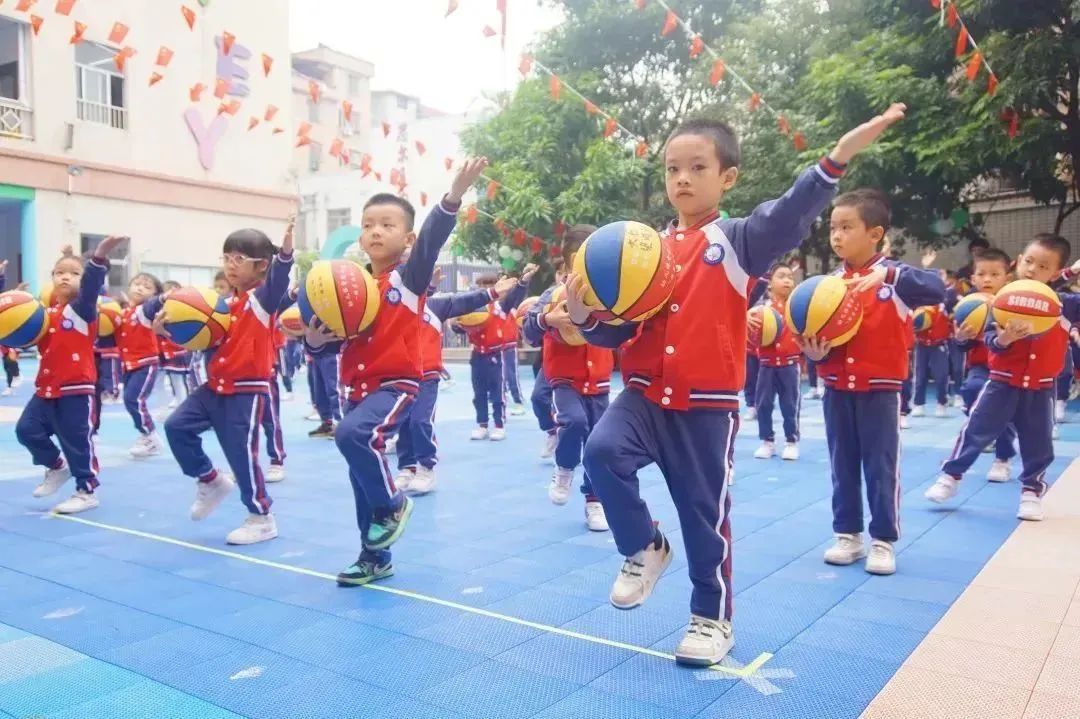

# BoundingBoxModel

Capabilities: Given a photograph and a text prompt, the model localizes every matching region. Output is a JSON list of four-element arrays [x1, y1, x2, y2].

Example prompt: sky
[[289, 0, 564, 114]]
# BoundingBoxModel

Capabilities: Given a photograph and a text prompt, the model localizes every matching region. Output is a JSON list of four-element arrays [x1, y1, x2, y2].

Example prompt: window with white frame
[[327, 208, 351, 235], [0, 17, 32, 139], [81, 234, 129, 294], [75, 42, 127, 129], [140, 264, 217, 289]]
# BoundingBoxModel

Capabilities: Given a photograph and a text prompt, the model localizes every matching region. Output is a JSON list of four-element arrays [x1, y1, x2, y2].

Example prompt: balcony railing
[[76, 98, 127, 130], [0, 97, 33, 140]]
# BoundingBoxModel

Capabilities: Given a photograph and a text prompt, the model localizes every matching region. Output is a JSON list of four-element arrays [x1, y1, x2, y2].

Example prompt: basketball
[[456, 309, 490, 328], [97, 299, 123, 338], [953, 292, 992, 336], [572, 221, 676, 325], [991, 279, 1062, 336], [298, 260, 380, 339], [279, 305, 304, 337], [161, 287, 232, 351], [0, 290, 48, 348], [545, 285, 585, 346], [516, 296, 540, 327], [39, 282, 54, 307], [748, 305, 784, 348], [785, 274, 864, 347], [912, 307, 933, 333]]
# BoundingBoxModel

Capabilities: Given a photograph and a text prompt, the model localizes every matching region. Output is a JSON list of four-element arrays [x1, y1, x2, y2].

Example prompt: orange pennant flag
[[296, 136, 312, 149], [214, 78, 229, 99], [465, 205, 479, 224], [148, 72, 163, 87], [518, 54, 533, 77], [189, 83, 205, 102], [445, 0, 459, 16], [181, 5, 196, 30], [381, 121, 391, 138], [549, 75, 562, 101], [264, 105, 279, 122], [360, 154, 373, 176], [987, 73, 999, 96], [635, 140, 649, 158], [777, 115, 791, 136], [415, 140, 426, 155], [329, 138, 344, 158], [55, 0, 76, 16], [248, 117, 260, 131], [69, 20, 86, 44], [954, 26, 969, 58], [482, 25, 497, 38], [660, 10, 678, 37], [221, 100, 241, 116], [308, 80, 320, 104], [156, 46, 174, 67], [793, 132, 808, 152], [930, 0, 941, 7], [966, 50, 982, 81], [262, 54, 273, 77], [342, 100, 353, 122], [749, 93, 762, 111], [272, 127, 284, 135], [946, 3, 959, 28], [108, 21, 129, 44], [374, 171, 382, 182], [444, 157, 454, 171], [29, 15, 43, 35], [634, 0, 647, 8], [486, 181, 499, 201], [297, 121, 312, 137], [689, 36, 704, 59], [15, 0, 36, 12], [584, 100, 598, 116], [603, 118, 618, 139], [420, 192, 429, 207], [113, 47, 134, 71], [222, 31, 236, 56], [709, 59, 726, 86]]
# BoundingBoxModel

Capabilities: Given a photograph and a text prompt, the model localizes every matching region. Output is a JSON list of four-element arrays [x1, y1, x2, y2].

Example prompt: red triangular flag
[[636, 140, 649, 158], [148, 72, 163, 87], [749, 92, 762, 110], [296, 135, 312, 148], [342, 100, 353, 122], [518, 54, 533, 77], [415, 140, 426, 156], [189, 83, 205, 102], [214, 78, 229, 99], [987, 73, 999, 96], [710, 59, 726, 86], [156, 46, 174, 67], [930, 0, 941, 8], [69, 20, 87, 44], [16, 0, 36, 12], [329, 138, 344, 158], [262, 54, 273, 77], [549, 244, 562, 259], [264, 105, 279, 122], [445, 0, 459, 17], [793, 132, 808, 152], [222, 31, 236, 56], [554, 221, 566, 238], [465, 205, 478, 224], [359, 154, 372, 176], [946, 4, 959, 28], [495, 218, 507, 234], [634, 0, 647, 9], [603, 118, 618, 139], [482, 25, 497, 38], [444, 157, 453, 171], [297, 121, 312, 137], [108, 22, 128, 44], [512, 229, 527, 247], [584, 100, 599, 116], [530, 237, 544, 255], [29, 15, 43, 36], [689, 36, 704, 59], [248, 117, 260, 131], [113, 47, 134, 71], [549, 75, 562, 101], [954, 26, 969, 58], [777, 115, 791, 136], [218, 100, 240, 116], [486, 180, 499, 201], [272, 127, 284, 135], [308, 80, 320, 104], [181, 5, 196, 30], [966, 50, 982, 81], [55, 0, 76, 16], [420, 192, 429, 207], [381, 121, 391, 138], [374, 171, 383, 182], [661, 10, 678, 37], [1000, 108, 1019, 139]]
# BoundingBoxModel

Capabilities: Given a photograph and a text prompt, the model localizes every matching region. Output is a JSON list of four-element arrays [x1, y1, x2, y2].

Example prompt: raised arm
[[430, 288, 496, 322]]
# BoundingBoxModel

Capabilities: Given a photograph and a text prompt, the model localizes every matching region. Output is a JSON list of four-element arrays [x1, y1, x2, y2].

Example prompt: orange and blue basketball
[[279, 305, 304, 337], [161, 287, 232, 351], [748, 305, 784, 348], [0, 290, 48, 348], [298, 260, 380, 339], [991, 279, 1062, 336], [572, 221, 676, 325], [456, 309, 490, 328], [97, 299, 123, 338], [545, 285, 586, 346], [516, 296, 540, 328], [785, 275, 863, 347], [912, 307, 934, 333], [952, 292, 992, 335]]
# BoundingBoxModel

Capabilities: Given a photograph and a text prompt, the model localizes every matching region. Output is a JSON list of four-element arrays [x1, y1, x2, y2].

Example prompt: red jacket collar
[[843, 253, 884, 274], [667, 211, 721, 235]]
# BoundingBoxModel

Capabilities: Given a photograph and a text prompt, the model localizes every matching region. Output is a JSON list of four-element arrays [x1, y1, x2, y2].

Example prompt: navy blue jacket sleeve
[[399, 199, 460, 296], [579, 316, 638, 349], [139, 294, 165, 323], [499, 282, 528, 316], [72, 258, 110, 324], [0, 270, 5, 293], [523, 286, 557, 347], [254, 251, 294, 317], [277, 289, 298, 313], [430, 288, 496, 322], [944, 287, 960, 313], [884, 261, 947, 308], [305, 337, 342, 357], [748, 277, 768, 307], [1059, 291, 1080, 324]]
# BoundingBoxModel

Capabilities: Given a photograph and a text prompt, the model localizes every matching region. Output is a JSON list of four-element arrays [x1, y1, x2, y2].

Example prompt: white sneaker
[[1, 388, 11, 397], [408, 466, 437, 495], [190, 472, 235, 521], [305, 411, 321, 421], [823, 533, 866, 566], [226, 513, 278, 545], [489, 427, 506, 441], [470, 426, 489, 441], [743, 407, 758, 421], [548, 468, 573, 505], [781, 443, 799, 461], [865, 540, 896, 575], [753, 441, 775, 460], [803, 388, 819, 400], [610, 535, 673, 609], [924, 475, 959, 503], [266, 464, 286, 483], [815, 387, 825, 399], [129, 432, 163, 459], [509, 404, 526, 416], [986, 459, 1011, 483], [33, 464, 71, 498], [384, 436, 398, 455], [282, 392, 294, 402], [11, 376, 22, 388], [934, 405, 947, 418], [52, 490, 99, 514], [540, 432, 558, 459], [675, 616, 734, 666], [953, 395, 965, 409], [1053, 423, 1061, 440], [167, 399, 179, 410], [585, 500, 609, 532], [900, 415, 911, 430], [911, 405, 925, 417], [1018, 492, 1044, 521], [395, 468, 415, 492], [1055, 399, 1067, 423]]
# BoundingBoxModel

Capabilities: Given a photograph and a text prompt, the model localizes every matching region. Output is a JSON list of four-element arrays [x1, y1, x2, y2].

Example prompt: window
[[397, 95, 410, 110], [308, 141, 322, 172], [327, 208, 351, 234], [81, 234, 129, 294], [338, 106, 353, 136], [139, 264, 216, 288], [0, 17, 32, 139], [348, 74, 362, 96], [75, 42, 126, 129]]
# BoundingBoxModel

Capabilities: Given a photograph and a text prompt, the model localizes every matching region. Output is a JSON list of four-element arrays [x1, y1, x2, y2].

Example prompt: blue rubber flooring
[[0, 361, 1076, 719]]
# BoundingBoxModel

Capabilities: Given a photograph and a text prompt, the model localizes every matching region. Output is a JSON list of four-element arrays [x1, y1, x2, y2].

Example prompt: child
[[306, 159, 486, 587], [159, 280, 198, 410], [116, 271, 164, 457], [925, 234, 1080, 520], [17, 237, 125, 513], [524, 236, 612, 532], [2, 347, 17, 397], [531, 257, 568, 460], [801, 189, 944, 576], [947, 247, 1016, 482], [573, 105, 907, 666], [910, 302, 951, 417], [397, 270, 533, 495], [261, 303, 289, 482], [944, 270, 967, 408], [458, 273, 521, 441], [743, 275, 769, 420], [161, 222, 294, 545], [306, 338, 342, 438], [751, 264, 802, 460], [501, 284, 527, 417]]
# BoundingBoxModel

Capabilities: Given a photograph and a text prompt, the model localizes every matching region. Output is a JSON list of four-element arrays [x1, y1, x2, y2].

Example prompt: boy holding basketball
[[926, 235, 1080, 520], [750, 264, 802, 461], [567, 105, 907, 666]]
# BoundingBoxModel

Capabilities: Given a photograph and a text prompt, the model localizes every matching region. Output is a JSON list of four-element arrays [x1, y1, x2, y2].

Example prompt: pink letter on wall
[[216, 36, 252, 97], [184, 108, 229, 170]]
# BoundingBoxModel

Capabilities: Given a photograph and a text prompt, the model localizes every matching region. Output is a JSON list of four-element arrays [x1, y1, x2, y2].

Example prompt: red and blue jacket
[[524, 283, 615, 396], [985, 282, 1080, 390], [36, 258, 110, 398], [456, 283, 528, 357], [116, 303, 160, 372], [914, 304, 951, 346], [757, 296, 802, 368], [422, 288, 497, 379]]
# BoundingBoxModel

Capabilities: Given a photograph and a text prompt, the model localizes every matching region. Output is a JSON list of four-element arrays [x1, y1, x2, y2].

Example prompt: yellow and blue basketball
[[0, 290, 48, 348], [39, 282, 55, 307], [992, 279, 1062, 336], [97, 299, 123, 338], [162, 287, 232, 351], [572, 221, 676, 325], [298, 260, 380, 339], [748, 305, 784, 348], [785, 275, 863, 347], [545, 285, 586, 346], [912, 307, 934, 333], [279, 305, 304, 338], [456, 309, 490, 328], [953, 292, 992, 335], [516, 296, 540, 328]]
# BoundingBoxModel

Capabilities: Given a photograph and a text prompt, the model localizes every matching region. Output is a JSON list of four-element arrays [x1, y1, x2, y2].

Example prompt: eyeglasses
[[220, 253, 258, 267]]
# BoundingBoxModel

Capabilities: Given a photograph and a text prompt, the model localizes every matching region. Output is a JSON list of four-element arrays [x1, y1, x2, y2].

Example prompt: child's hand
[[797, 335, 832, 361], [996, 319, 1033, 347], [447, 157, 489, 204], [829, 103, 906, 165], [747, 311, 763, 334], [94, 236, 128, 260], [954, 324, 977, 342], [15, 281, 29, 292], [151, 311, 173, 339], [304, 319, 336, 348], [281, 214, 296, 255], [845, 265, 887, 294], [1071, 326, 1080, 348], [564, 273, 599, 325], [920, 248, 937, 269], [544, 303, 574, 331], [60, 245, 75, 258], [519, 263, 539, 285], [1070, 259, 1080, 276], [430, 267, 443, 289], [492, 276, 518, 298]]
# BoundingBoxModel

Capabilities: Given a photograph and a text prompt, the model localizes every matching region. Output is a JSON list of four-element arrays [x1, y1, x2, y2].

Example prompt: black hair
[[562, 224, 597, 266], [551, 257, 565, 273], [833, 189, 891, 233], [223, 229, 277, 261], [666, 118, 741, 169], [968, 237, 990, 251], [1027, 233, 1071, 269], [475, 273, 498, 287], [974, 247, 1011, 270], [162, 280, 182, 291], [130, 271, 164, 295], [766, 262, 794, 280], [364, 193, 416, 231], [214, 270, 227, 283]]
